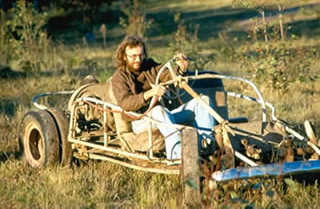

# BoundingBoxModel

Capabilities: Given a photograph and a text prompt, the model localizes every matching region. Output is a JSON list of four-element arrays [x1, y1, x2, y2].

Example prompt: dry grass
[[0, 160, 181, 208]]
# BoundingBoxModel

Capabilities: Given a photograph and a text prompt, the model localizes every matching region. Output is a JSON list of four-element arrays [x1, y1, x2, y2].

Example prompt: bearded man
[[111, 35, 215, 160]]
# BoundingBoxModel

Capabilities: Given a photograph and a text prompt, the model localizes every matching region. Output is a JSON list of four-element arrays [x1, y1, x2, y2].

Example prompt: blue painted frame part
[[212, 160, 320, 182]]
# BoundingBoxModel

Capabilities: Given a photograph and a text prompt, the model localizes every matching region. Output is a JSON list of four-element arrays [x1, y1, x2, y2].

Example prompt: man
[[111, 35, 215, 160]]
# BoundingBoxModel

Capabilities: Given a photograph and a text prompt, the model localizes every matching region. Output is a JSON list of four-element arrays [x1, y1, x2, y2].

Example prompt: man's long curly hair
[[115, 35, 148, 68]]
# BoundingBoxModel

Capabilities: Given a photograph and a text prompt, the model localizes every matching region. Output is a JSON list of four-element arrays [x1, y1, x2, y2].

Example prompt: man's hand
[[174, 53, 189, 74], [143, 84, 166, 101]]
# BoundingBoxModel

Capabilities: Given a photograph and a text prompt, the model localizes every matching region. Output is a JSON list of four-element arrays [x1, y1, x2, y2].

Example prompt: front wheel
[[19, 109, 60, 168]]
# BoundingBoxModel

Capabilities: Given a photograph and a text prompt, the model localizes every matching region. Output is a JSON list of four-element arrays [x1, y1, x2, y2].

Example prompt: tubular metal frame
[[31, 60, 320, 179]]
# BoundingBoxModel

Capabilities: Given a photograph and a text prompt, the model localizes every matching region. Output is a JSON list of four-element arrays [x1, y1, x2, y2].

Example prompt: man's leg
[[132, 105, 182, 160], [171, 95, 215, 137], [171, 95, 216, 154], [150, 106, 181, 160]]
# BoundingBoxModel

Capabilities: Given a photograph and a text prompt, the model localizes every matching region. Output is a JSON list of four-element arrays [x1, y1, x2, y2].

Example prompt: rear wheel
[[19, 109, 60, 167], [47, 108, 72, 167]]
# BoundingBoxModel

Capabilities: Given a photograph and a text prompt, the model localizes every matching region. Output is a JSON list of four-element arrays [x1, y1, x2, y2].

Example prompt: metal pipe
[[186, 74, 267, 122], [212, 160, 320, 182], [32, 90, 74, 110], [148, 121, 153, 158], [68, 138, 180, 164], [284, 124, 320, 156], [226, 92, 276, 121], [75, 97, 187, 130], [87, 153, 180, 175], [103, 103, 108, 146], [235, 151, 258, 166]]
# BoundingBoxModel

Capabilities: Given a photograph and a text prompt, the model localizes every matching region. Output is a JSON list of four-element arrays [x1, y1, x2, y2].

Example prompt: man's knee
[[152, 105, 166, 113], [151, 105, 168, 119], [189, 95, 212, 108], [200, 95, 211, 105]]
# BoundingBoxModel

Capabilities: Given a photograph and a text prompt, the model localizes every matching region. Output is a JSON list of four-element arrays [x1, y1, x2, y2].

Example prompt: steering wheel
[[147, 57, 199, 110], [155, 58, 199, 101], [155, 59, 183, 102]]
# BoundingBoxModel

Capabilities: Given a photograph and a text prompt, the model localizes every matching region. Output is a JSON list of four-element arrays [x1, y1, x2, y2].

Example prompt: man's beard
[[126, 60, 143, 73]]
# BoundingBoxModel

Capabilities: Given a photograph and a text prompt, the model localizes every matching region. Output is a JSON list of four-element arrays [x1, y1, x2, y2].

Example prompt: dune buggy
[[19, 57, 320, 203]]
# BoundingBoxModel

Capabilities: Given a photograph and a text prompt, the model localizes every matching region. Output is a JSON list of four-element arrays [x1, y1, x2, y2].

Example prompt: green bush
[[0, 10, 9, 65], [119, 0, 153, 37], [4, 0, 51, 74], [232, 1, 316, 92], [169, 13, 200, 56], [240, 40, 315, 91], [167, 13, 214, 71]]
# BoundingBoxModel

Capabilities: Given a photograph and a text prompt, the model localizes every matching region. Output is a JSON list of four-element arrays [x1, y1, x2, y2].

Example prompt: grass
[[0, 160, 182, 208], [1, 0, 320, 208]]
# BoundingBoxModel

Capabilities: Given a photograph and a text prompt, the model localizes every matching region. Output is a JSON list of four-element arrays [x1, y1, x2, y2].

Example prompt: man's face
[[124, 45, 145, 72]]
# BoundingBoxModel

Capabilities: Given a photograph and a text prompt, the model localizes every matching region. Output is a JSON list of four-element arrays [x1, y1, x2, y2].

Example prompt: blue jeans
[[132, 95, 215, 160]]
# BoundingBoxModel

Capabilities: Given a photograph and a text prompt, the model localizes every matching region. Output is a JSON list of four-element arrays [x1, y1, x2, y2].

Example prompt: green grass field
[[1, 0, 320, 208]]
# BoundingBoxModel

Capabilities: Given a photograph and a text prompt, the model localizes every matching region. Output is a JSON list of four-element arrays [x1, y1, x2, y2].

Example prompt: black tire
[[19, 109, 60, 168], [47, 108, 72, 167]]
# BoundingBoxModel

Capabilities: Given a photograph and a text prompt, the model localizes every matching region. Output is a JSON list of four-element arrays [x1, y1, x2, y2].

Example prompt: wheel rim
[[24, 123, 44, 167]]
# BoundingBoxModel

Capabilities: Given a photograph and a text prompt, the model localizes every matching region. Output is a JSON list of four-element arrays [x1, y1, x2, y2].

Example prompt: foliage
[[4, 0, 51, 74], [232, 0, 316, 92], [56, 0, 113, 8], [166, 13, 213, 71], [240, 40, 315, 91], [1, 0, 110, 75], [169, 13, 200, 56], [119, 0, 153, 37], [232, 0, 266, 9], [0, 10, 9, 65], [232, 0, 306, 8], [202, 177, 320, 208]]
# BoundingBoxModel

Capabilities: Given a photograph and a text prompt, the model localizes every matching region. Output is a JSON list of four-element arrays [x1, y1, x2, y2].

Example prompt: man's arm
[[143, 84, 166, 101], [174, 53, 189, 75], [148, 53, 189, 84], [111, 70, 147, 112]]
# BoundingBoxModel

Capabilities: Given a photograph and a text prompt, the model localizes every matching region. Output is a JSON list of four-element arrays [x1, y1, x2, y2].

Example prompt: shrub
[[119, 0, 153, 37], [4, 0, 52, 74], [169, 13, 200, 56], [233, 0, 316, 92], [166, 13, 213, 71], [0, 10, 10, 65]]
